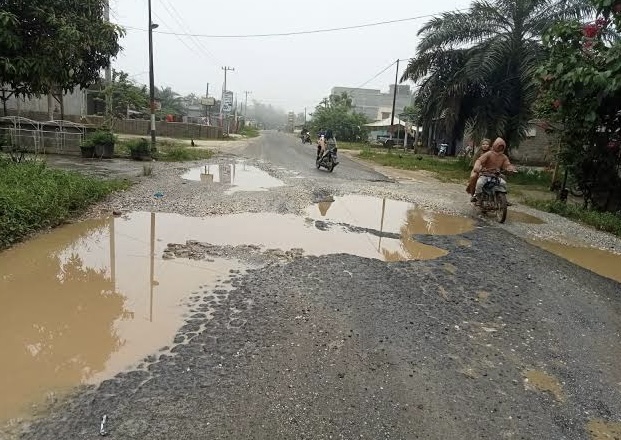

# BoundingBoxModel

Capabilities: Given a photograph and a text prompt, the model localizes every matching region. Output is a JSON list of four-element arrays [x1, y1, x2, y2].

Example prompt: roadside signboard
[[221, 91, 234, 113]]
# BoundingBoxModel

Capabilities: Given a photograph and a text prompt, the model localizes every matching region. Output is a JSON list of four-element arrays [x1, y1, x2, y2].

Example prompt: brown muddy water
[[181, 160, 284, 193], [0, 214, 243, 425], [528, 239, 621, 284], [306, 195, 475, 261], [0, 198, 478, 426], [507, 211, 546, 225]]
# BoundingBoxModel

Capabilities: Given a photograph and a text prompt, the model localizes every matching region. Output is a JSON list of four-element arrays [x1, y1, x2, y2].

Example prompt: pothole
[[0, 214, 245, 425], [528, 239, 621, 283], [0, 196, 475, 425], [180, 160, 284, 193]]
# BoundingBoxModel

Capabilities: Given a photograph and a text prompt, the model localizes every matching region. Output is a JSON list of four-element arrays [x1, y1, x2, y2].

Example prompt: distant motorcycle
[[473, 171, 513, 223], [316, 139, 339, 172], [301, 132, 312, 144], [438, 143, 448, 157]]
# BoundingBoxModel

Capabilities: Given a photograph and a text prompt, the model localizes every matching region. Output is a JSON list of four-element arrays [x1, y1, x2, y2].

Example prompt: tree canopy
[[402, 0, 593, 148], [0, 0, 123, 97], [309, 93, 368, 142]]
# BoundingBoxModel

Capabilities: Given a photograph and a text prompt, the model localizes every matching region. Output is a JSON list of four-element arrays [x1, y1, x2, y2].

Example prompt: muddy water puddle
[[587, 419, 621, 440], [306, 195, 474, 260], [0, 214, 243, 425], [529, 239, 621, 284], [507, 211, 546, 224], [0, 198, 474, 425], [523, 369, 565, 402], [181, 160, 284, 192]]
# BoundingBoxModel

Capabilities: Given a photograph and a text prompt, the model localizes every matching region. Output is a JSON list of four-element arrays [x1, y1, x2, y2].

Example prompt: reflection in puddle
[[528, 239, 621, 283], [0, 201, 470, 424], [307, 195, 474, 235], [0, 214, 242, 424], [181, 161, 284, 193], [307, 195, 473, 261], [587, 419, 621, 440], [523, 369, 565, 402], [507, 211, 546, 224]]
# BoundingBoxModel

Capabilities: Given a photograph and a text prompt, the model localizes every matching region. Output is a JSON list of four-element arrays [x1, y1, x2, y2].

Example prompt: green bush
[[0, 159, 128, 249], [83, 130, 116, 148], [525, 199, 621, 237], [127, 138, 151, 155]]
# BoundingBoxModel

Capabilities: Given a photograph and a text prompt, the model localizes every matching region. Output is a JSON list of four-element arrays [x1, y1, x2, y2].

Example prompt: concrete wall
[[3, 89, 86, 117], [510, 122, 556, 166], [2, 110, 222, 139]]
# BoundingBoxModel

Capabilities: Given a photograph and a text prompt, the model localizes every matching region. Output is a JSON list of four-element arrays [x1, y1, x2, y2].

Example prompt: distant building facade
[[330, 84, 413, 122]]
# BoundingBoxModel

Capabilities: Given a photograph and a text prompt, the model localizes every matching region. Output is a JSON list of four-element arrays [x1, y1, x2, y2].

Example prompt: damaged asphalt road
[[19, 224, 621, 440]]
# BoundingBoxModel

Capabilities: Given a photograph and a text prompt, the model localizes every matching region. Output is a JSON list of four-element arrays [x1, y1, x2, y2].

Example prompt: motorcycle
[[438, 143, 448, 157], [316, 139, 339, 172], [301, 132, 312, 144], [473, 171, 512, 223]]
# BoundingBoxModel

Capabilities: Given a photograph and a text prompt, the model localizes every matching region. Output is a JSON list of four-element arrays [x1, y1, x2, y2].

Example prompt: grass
[[337, 141, 370, 151], [0, 158, 129, 249], [156, 140, 214, 162], [116, 139, 215, 162], [239, 126, 260, 138], [357, 149, 553, 187], [524, 199, 621, 238]]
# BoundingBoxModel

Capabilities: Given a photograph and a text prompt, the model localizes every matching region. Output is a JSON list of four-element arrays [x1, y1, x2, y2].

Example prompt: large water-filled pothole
[[0, 214, 245, 425], [0, 198, 474, 425], [181, 160, 284, 193]]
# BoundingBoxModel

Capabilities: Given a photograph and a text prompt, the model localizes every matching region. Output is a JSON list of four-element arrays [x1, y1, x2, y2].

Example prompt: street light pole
[[148, 0, 158, 150], [389, 59, 400, 141], [243, 91, 251, 118]]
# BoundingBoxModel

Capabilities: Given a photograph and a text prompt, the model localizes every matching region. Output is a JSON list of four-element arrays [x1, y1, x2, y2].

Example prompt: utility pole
[[205, 83, 209, 117], [304, 107, 307, 125], [243, 91, 251, 118], [389, 59, 400, 141], [148, 0, 158, 150], [220, 66, 234, 119], [104, 0, 112, 119]]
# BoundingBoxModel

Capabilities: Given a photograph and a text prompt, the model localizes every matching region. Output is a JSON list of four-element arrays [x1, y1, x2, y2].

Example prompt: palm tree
[[155, 86, 185, 116], [402, 0, 592, 148]]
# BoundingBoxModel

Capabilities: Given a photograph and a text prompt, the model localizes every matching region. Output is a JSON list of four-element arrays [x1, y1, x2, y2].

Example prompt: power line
[[159, 0, 219, 63], [355, 61, 398, 90], [121, 11, 465, 39]]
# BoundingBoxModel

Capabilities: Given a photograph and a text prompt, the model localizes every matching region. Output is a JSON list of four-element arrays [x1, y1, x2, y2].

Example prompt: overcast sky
[[110, 0, 471, 113]]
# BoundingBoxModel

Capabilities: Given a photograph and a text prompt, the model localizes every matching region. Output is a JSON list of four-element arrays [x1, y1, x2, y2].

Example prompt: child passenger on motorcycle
[[466, 138, 491, 197], [472, 137, 517, 204], [317, 129, 334, 159]]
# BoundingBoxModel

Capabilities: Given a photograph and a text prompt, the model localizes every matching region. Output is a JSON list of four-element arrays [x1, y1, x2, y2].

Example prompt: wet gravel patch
[[17, 226, 621, 440]]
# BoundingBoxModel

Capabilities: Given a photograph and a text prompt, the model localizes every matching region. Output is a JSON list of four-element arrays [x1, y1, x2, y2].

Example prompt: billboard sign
[[221, 91, 234, 113]]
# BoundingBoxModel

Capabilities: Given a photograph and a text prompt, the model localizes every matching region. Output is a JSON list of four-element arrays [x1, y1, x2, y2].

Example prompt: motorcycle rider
[[472, 137, 517, 204], [317, 129, 334, 159], [466, 138, 491, 197]]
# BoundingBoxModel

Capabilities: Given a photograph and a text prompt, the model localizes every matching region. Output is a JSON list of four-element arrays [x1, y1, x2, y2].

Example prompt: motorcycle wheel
[[495, 193, 508, 223], [316, 161, 321, 169], [329, 162, 335, 172], [569, 184, 583, 197]]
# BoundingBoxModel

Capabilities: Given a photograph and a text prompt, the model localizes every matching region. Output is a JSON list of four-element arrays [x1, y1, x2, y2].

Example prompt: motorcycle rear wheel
[[495, 193, 508, 223]]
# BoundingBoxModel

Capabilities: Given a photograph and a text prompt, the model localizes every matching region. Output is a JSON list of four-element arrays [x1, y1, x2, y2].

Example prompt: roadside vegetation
[[116, 138, 214, 162], [524, 199, 621, 238], [358, 149, 552, 187], [239, 126, 260, 138], [0, 158, 129, 249]]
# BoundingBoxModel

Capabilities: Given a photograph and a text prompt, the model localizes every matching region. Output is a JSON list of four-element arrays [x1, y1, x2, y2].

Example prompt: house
[[330, 85, 413, 121]]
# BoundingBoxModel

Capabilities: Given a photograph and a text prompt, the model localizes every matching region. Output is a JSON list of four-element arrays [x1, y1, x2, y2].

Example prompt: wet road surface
[[242, 131, 392, 182], [3, 134, 621, 439]]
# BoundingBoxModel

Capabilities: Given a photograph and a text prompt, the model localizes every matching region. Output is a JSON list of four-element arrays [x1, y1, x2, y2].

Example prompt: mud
[[528, 239, 621, 283], [587, 419, 621, 440], [507, 210, 546, 224], [523, 370, 565, 402]]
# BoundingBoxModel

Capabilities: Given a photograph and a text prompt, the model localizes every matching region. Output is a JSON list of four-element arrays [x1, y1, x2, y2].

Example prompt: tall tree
[[310, 93, 368, 142], [401, 0, 592, 148], [155, 86, 185, 116], [0, 0, 123, 99]]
